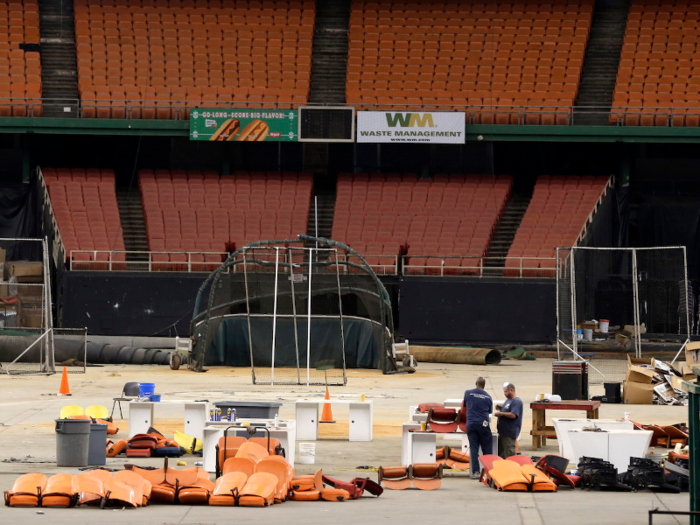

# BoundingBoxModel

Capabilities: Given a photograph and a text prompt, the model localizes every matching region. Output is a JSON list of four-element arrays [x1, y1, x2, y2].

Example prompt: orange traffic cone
[[58, 366, 71, 396], [319, 388, 335, 423]]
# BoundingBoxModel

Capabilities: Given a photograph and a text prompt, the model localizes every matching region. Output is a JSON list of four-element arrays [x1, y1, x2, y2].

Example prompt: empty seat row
[[73, 0, 315, 118], [347, 0, 593, 119], [333, 173, 512, 275], [505, 175, 610, 277], [42, 167, 126, 267], [0, 0, 41, 117], [139, 169, 312, 255]]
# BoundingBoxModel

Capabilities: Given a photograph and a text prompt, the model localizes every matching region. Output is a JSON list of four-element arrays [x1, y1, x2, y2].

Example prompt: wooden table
[[530, 400, 601, 450]]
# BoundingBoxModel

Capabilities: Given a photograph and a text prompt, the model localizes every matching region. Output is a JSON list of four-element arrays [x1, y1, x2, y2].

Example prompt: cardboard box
[[624, 381, 655, 404], [685, 341, 700, 369], [8, 261, 43, 283], [19, 307, 43, 328], [626, 365, 656, 384], [0, 247, 6, 263], [627, 355, 655, 368], [682, 365, 697, 382]]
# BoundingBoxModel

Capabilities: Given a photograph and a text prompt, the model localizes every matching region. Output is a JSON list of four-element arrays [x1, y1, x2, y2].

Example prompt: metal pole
[[270, 247, 280, 386], [570, 248, 578, 358], [314, 196, 318, 251], [306, 247, 313, 387], [288, 247, 301, 384], [333, 248, 347, 385], [632, 248, 642, 358], [684, 246, 691, 341], [243, 250, 256, 384], [555, 247, 561, 360]]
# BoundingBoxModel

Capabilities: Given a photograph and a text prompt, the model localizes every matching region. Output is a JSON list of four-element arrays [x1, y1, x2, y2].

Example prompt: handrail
[[68, 249, 562, 277], [1, 97, 699, 126]]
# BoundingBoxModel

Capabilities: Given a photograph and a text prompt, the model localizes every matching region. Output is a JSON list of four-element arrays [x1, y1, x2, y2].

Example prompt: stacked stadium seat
[[505, 175, 610, 277], [73, 0, 315, 119], [346, 0, 593, 123], [139, 170, 311, 270], [0, 0, 42, 117], [42, 168, 126, 269], [612, 1, 700, 126], [332, 173, 512, 274]]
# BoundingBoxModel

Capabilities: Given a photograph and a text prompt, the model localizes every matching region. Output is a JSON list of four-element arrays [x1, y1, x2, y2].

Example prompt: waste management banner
[[190, 108, 298, 141], [357, 111, 465, 144]]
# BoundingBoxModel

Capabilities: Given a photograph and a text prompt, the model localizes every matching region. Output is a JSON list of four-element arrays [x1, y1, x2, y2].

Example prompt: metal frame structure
[[1, 237, 54, 375], [556, 246, 690, 374], [242, 245, 347, 387]]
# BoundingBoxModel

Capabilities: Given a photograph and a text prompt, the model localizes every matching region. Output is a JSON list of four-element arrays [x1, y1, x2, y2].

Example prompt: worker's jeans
[[467, 424, 493, 475]]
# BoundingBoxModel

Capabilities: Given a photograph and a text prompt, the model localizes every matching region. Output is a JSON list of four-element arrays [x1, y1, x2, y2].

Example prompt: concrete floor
[[0, 360, 692, 524]]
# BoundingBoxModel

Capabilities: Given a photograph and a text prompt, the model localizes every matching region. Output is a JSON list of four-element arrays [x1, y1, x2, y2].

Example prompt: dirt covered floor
[[0, 360, 691, 524]]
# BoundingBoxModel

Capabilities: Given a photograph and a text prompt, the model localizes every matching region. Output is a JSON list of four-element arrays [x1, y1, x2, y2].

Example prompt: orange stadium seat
[[331, 173, 512, 275], [346, 0, 593, 122], [0, 0, 42, 116], [73, 0, 316, 118], [43, 167, 126, 270], [138, 170, 312, 269], [505, 175, 611, 277], [612, 0, 700, 126]]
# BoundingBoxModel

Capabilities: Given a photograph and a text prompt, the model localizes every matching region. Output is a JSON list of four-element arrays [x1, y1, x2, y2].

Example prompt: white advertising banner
[[357, 111, 466, 144]]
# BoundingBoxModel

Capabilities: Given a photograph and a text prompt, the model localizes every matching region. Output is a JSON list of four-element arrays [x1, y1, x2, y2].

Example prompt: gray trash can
[[55, 419, 90, 467], [88, 423, 108, 466]]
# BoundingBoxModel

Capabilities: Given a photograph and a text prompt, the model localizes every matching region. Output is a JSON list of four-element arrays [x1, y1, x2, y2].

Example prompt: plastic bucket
[[599, 319, 610, 333], [139, 383, 155, 397], [298, 443, 316, 465], [582, 328, 593, 341], [55, 419, 90, 467], [149, 394, 161, 402]]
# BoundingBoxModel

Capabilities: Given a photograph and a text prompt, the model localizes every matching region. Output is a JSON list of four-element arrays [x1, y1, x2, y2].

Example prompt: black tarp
[[201, 315, 382, 369], [638, 199, 700, 279], [0, 182, 37, 239]]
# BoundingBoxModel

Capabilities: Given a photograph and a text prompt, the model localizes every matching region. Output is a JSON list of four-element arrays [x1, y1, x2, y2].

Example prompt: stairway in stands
[[38, 0, 80, 118], [116, 190, 149, 265], [574, 0, 630, 125], [308, 0, 351, 104], [483, 186, 535, 276]]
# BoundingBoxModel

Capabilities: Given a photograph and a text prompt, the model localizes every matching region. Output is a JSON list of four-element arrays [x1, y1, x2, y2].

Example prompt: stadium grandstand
[[0, 0, 696, 349]]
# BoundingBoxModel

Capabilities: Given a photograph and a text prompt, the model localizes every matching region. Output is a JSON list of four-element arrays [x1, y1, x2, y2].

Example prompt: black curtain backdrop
[[638, 200, 700, 279], [0, 183, 37, 239]]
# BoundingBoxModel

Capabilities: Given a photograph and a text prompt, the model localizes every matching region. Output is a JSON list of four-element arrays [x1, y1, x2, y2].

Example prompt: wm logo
[[385, 113, 434, 128]]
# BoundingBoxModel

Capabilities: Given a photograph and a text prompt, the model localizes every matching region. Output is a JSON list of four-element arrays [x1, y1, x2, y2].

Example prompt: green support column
[[691, 389, 700, 525], [686, 368, 700, 525]]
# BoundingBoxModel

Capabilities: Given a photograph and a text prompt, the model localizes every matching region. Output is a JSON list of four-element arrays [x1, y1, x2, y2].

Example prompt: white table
[[202, 420, 297, 473], [567, 429, 653, 472], [552, 418, 633, 463], [295, 400, 372, 441], [128, 400, 208, 439], [401, 422, 498, 466]]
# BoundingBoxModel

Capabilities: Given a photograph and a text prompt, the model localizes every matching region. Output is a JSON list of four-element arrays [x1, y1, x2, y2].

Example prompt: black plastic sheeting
[[201, 315, 382, 368], [638, 200, 700, 279], [0, 182, 37, 239], [0, 336, 172, 365], [85, 343, 172, 365], [399, 277, 556, 344]]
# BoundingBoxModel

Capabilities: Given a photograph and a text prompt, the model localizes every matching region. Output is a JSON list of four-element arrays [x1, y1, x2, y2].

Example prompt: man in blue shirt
[[463, 377, 493, 479], [495, 383, 523, 458]]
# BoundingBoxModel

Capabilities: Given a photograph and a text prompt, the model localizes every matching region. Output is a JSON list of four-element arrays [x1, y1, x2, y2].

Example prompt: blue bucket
[[149, 394, 161, 402], [139, 383, 155, 397]]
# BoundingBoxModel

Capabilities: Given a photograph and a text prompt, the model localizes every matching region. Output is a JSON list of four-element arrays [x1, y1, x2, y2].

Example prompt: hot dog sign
[[190, 109, 298, 142]]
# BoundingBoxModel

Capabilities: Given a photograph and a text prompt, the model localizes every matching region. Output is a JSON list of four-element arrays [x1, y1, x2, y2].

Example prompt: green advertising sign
[[189, 108, 298, 142]]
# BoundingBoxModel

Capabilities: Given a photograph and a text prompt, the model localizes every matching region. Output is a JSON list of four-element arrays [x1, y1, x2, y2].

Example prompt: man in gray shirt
[[495, 383, 523, 458]]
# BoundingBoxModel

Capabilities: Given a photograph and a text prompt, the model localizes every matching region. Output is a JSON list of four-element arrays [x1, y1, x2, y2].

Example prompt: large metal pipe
[[411, 346, 502, 365]]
